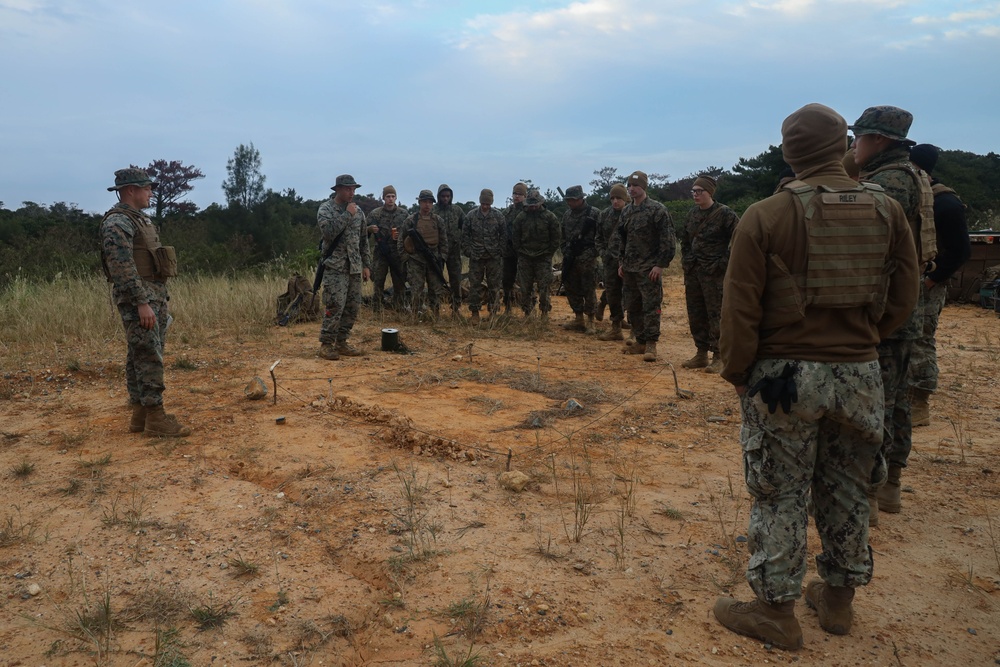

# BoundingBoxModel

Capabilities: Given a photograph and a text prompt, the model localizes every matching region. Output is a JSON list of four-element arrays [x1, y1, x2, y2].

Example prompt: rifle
[[404, 227, 449, 289], [312, 228, 347, 294], [561, 208, 597, 277]]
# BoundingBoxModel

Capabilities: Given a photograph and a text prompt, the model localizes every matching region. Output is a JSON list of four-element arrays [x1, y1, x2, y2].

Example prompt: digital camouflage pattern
[[502, 200, 526, 309], [320, 272, 364, 344], [368, 204, 409, 309], [463, 206, 506, 314], [512, 208, 561, 258], [561, 203, 599, 316], [317, 197, 370, 345], [597, 205, 626, 322], [680, 202, 739, 354], [908, 282, 948, 393], [436, 187, 466, 310], [398, 211, 448, 314], [517, 256, 554, 315], [741, 358, 882, 603], [617, 197, 676, 273], [101, 204, 170, 407], [872, 338, 915, 486], [622, 271, 663, 343]]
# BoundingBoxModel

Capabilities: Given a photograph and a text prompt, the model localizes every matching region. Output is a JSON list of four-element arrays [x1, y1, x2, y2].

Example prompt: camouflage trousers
[[319, 271, 362, 345], [908, 281, 947, 394], [372, 250, 406, 310], [406, 255, 446, 314], [872, 338, 914, 486], [467, 255, 503, 314], [599, 254, 624, 323], [517, 254, 554, 314], [683, 266, 725, 353], [563, 255, 597, 316], [444, 249, 464, 311], [502, 254, 518, 309], [622, 270, 663, 343], [118, 300, 167, 407], [741, 358, 882, 603]]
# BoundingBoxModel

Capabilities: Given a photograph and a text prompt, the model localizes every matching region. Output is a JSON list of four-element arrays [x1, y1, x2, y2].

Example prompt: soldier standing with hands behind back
[[101, 167, 190, 437]]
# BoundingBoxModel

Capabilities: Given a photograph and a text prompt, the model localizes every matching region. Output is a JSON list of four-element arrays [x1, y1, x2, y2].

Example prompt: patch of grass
[[122, 584, 191, 625], [11, 459, 35, 478], [58, 478, 82, 496], [190, 594, 236, 630], [77, 453, 112, 469], [240, 628, 273, 658], [0, 507, 38, 547], [171, 357, 198, 371], [467, 395, 505, 416], [432, 634, 483, 667], [653, 502, 684, 521], [152, 627, 191, 667], [227, 553, 260, 577]]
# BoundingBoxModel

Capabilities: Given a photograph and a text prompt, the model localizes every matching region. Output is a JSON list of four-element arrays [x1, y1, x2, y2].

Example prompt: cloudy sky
[[1, 0, 998, 213]]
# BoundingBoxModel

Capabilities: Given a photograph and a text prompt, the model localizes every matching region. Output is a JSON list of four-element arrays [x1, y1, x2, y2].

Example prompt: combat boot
[[621, 320, 632, 330], [585, 314, 596, 334], [597, 321, 623, 341], [595, 301, 606, 321], [562, 313, 587, 332], [867, 491, 879, 527], [876, 465, 903, 513], [144, 406, 191, 438], [318, 343, 340, 360], [643, 341, 658, 362], [805, 579, 855, 635], [713, 597, 802, 650], [705, 353, 724, 374], [336, 341, 365, 357], [540, 311, 549, 324], [129, 404, 147, 433], [470, 311, 481, 325], [911, 389, 931, 427], [681, 349, 709, 369], [624, 342, 646, 355]]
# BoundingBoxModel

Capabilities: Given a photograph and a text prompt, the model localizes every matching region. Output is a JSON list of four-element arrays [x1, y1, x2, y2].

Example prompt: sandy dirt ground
[[1, 282, 999, 667]]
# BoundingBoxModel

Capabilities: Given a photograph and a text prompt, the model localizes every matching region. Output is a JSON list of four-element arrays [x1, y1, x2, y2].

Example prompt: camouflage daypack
[[276, 274, 320, 326]]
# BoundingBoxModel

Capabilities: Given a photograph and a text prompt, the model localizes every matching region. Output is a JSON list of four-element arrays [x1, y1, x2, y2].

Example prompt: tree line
[[2, 142, 998, 286]]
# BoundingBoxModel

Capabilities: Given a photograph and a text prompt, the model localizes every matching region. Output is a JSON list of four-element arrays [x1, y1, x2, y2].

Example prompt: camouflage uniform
[[436, 185, 466, 311], [560, 201, 599, 316], [679, 202, 739, 354], [618, 197, 676, 343], [317, 197, 370, 345], [367, 204, 408, 309], [502, 200, 525, 309], [398, 209, 448, 314], [596, 205, 625, 323], [512, 203, 561, 315], [101, 203, 169, 407], [462, 205, 505, 315]]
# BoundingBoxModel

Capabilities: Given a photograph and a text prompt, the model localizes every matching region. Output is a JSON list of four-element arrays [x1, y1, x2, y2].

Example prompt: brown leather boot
[[585, 314, 596, 334], [318, 343, 340, 360], [876, 465, 902, 513], [713, 597, 803, 650], [643, 341, 658, 362], [144, 406, 191, 438], [129, 404, 146, 433], [624, 342, 646, 355], [911, 389, 930, 427], [336, 341, 365, 357], [597, 321, 623, 341], [805, 579, 855, 635], [681, 349, 709, 369]]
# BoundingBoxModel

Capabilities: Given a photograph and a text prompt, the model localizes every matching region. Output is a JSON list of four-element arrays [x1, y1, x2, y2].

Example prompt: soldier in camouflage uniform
[[512, 189, 561, 321], [101, 167, 190, 437], [398, 190, 448, 318], [679, 175, 739, 373], [559, 185, 599, 333], [502, 183, 528, 314], [595, 183, 628, 341], [851, 106, 932, 519], [462, 189, 506, 323], [317, 174, 371, 360], [617, 170, 676, 362], [366, 185, 408, 311], [436, 184, 466, 315], [906, 144, 972, 426], [715, 104, 918, 649]]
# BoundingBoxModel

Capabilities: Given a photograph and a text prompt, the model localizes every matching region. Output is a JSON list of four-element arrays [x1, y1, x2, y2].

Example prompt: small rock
[[452, 355, 463, 361], [412, 446, 422, 456], [536, 604, 549, 615], [27, 583, 41, 596], [531, 417, 543, 428], [578, 612, 591, 622], [499, 470, 531, 492], [736, 535, 748, 543], [706, 416, 727, 423], [968, 627, 977, 635], [276, 492, 285, 499], [382, 613, 395, 629], [564, 398, 584, 411], [244, 377, 268, 400]]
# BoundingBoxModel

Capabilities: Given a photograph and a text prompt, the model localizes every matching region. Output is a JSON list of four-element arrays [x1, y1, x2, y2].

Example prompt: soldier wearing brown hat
[[594, 183, 629, 340], [367, 185, 408, 311], [462, 188, 506, 323], [101, 167, 190, 437]]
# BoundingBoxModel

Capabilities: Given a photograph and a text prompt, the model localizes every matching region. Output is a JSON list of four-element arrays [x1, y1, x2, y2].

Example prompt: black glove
[[747, 363, 798, 415]]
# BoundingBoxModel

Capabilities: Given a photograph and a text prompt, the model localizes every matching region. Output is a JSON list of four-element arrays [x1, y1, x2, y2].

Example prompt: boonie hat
[[108, 167, 156, 191], [563, 185, 584, 200], [849, 106, 916, 146], [331, 174, 361, 190], [525, 189, 544, 206], [418, 189, 436, 202]]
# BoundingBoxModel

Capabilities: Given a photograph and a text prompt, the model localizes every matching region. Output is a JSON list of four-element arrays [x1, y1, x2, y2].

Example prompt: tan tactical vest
[[415, 214, 439, 247], [760, 181, 892, 329], [868, 162, 937, 264], [101, 206, 177, 281]]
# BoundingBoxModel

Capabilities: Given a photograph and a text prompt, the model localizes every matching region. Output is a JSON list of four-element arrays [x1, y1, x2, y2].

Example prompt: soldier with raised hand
[[595, 183, 629, 341], [462, 189, 506, 323], [436, 184, 466, 316], [317, 174, 371, 361], [502, 182, 528, 314], [679, 175, 740, 373], [512, 189, 561, 321], [398, 190, 448, 319], [618, 170, 676, 362], [850, 106, 934, 520], [101, 167, 190, 437], [714, 103, 918, 649], [559, 185, 600, 334], [367, 185, 408, 311]]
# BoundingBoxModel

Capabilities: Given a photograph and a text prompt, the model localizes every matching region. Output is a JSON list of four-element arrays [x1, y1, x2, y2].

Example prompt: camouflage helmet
[[849, 106, 916, 146], [107, 167, 156, 192], [525, 188, 544, 206]]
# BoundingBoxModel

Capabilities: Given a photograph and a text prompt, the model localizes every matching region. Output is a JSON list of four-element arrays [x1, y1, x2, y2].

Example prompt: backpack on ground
[[276, 274, 320, 325]]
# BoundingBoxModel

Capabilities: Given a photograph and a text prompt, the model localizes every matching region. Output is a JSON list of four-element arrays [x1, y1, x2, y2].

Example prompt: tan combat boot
[[562, 313, 587, 332], [621, 319, 632, 330], [876, 465, 902, 513], [705, 353, 724, 374], [910, 389, 930, 427], [805, 579, 855, 635], [681, 349, 709, 369], [336, 341, 365, 357], [597, 320, 623, 341], [867, 491, 879, 527], [318, 343, 340, 360], [129, 404, 147, 433], [144, 406, 191, 438], [623, 341, 646, 355], [470, 311, 481, 325], [643, 341, 658, 362], [713, 597, 803, 650], [585, 314, 596, 334]]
